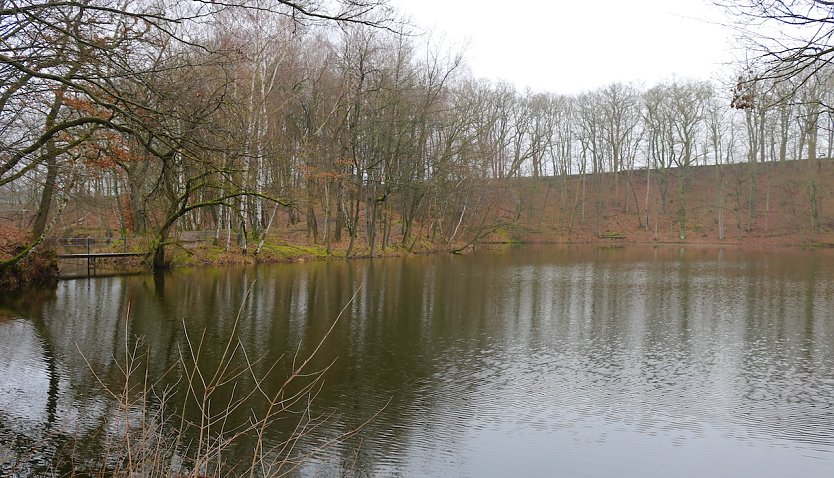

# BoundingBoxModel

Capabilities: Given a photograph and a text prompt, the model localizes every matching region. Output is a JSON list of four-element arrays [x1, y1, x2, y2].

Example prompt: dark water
[[2, 246, 834, 477]]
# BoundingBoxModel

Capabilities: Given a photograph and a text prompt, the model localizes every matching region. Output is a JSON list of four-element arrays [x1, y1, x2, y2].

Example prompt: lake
[[1, 246, 833, 477]]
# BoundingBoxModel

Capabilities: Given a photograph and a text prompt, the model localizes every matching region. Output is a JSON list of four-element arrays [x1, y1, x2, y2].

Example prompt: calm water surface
[[2, 246, 834, 477]]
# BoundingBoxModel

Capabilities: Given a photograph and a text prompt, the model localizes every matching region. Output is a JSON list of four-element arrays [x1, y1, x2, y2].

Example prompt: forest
[[2, 0, 834, 283]]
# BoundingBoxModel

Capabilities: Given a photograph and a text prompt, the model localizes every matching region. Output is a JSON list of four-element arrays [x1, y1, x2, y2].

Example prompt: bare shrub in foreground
[[74, 284, 370, 478]]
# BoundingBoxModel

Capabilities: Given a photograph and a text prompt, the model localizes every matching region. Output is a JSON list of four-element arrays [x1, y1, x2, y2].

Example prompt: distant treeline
[[2, 0, 832, 269]]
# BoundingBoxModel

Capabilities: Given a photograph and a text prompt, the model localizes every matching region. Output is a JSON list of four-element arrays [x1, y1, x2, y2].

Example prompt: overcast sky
[[389, 0, 736, 94]]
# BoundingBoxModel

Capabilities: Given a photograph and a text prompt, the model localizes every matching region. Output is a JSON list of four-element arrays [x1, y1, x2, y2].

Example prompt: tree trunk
[[31, 86, 66, 241], [644, 166, 651, 231], [678, 170, 687, 241], [627, 171, 642, 228], [128, 173, 146, 234], [32, 155, 58, 240], [306, 198, 318, 243], [151, 230, 169, 270], [718, 173, 725, 241], [324, 181, 332, 255]]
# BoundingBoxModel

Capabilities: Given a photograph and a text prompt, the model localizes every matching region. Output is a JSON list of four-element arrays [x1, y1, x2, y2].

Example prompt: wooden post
[[86, 238, 93, 276]]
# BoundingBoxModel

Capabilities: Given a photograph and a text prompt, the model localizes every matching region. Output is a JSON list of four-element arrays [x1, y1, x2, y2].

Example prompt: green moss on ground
[[259, 242, 330, 260]]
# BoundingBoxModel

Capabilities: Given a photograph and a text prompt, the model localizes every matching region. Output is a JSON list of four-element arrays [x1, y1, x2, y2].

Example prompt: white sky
[[390, 0, 735, 94]]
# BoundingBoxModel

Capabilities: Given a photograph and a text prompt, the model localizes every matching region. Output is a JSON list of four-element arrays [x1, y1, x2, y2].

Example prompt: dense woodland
[[2, 0, 834, 276]]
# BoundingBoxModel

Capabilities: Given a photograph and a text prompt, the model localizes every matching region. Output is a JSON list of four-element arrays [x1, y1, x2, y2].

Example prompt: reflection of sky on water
[[2, 246, 834, 477], [0, 319, 108, 437], [0, 279, 126, 475], [1, 320, 53, 424]]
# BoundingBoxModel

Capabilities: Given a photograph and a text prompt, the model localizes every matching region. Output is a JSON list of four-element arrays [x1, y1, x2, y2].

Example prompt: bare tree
[[0, 0, 396, 274], [575, 91, 607, 236], [599, 83, 643, 224], [720, 0, 834, 104]]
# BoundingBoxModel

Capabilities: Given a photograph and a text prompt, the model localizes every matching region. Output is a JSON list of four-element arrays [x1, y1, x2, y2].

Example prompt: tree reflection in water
[[1, 246, 833, 477]]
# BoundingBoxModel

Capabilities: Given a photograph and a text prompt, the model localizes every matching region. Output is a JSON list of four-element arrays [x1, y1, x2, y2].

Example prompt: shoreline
[[53, 235, 834, 281]]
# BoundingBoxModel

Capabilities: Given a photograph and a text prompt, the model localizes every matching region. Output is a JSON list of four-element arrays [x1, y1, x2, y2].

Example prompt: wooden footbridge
[[58, 252, 146, 275], [57, 238, 145, 276]]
